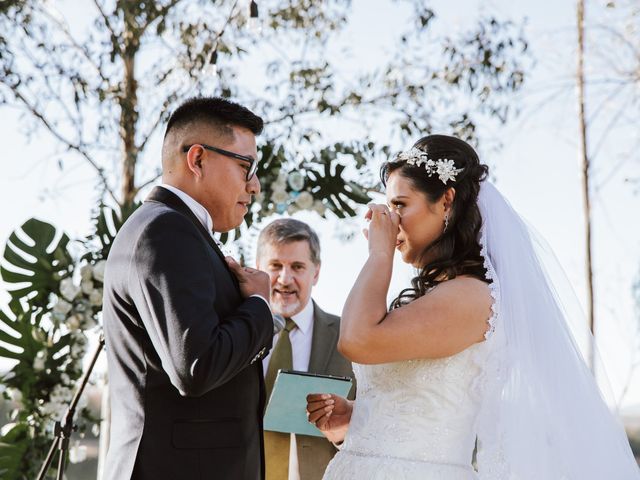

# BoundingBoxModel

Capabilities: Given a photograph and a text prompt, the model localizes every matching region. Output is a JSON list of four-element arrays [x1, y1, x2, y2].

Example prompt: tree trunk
[[577, 0, 596, 371], [119, 9, 140, 208]]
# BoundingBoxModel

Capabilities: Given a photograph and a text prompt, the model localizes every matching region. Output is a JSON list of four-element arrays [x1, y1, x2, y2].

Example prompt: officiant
[[256, 219, 355, 480]]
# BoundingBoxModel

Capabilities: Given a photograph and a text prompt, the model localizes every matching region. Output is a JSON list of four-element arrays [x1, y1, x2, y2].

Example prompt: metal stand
[[36, 333, 105, 480]]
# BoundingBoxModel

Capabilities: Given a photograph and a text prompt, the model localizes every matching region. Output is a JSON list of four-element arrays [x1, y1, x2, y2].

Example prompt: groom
[[102, 97, 275, 480]]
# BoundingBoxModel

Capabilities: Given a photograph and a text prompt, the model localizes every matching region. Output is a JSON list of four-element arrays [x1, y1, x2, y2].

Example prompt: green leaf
[[0, 423, 29, 479], [0, 301, 43, 363], [1, 219, 73, 307]]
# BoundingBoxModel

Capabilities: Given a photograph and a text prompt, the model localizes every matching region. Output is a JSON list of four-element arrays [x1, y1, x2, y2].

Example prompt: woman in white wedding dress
[[307, 135, 639, 479]]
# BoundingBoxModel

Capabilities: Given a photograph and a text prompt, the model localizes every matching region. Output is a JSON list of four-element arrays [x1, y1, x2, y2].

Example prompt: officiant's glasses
[[183, 143, 258, 181]]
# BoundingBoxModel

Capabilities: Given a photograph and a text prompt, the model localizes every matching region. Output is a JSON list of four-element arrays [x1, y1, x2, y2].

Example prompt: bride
[[306, 134, 639, 479]]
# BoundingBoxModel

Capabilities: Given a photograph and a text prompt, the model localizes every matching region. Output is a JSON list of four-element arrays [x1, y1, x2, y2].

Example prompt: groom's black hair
[[164, 97, 264, 139]]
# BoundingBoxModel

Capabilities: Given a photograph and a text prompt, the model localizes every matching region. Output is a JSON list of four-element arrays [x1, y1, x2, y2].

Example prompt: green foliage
[[1, 219, 73, 308], [0, 0, 529, 215], [0, 207, 134, 479]]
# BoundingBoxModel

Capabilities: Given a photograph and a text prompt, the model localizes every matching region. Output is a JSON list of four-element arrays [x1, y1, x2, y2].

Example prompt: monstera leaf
[[83, 201, 140, 261], [1, 219, 73, 308], [0, 301, 43, 362], [305, 149, 374, 219], [0, 423, 29, 479]]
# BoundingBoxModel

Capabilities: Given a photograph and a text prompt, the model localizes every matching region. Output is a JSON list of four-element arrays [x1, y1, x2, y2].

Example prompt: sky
[[0, 0, 639, 414]]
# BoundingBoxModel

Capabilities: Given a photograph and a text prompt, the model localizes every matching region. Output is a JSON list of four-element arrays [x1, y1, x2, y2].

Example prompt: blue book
[[264, 369, 353, 437]]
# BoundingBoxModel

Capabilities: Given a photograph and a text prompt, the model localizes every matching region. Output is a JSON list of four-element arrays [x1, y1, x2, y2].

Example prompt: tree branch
[[7, 87, 118, 204]]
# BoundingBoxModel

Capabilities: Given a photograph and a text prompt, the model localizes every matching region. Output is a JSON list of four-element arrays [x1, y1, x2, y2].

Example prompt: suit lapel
[[308, 301, 339, 374], [145, 186, 236, 282]]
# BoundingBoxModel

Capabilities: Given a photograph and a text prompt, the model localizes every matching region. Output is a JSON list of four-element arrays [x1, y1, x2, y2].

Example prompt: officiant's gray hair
[[257, 219, 321, 265]]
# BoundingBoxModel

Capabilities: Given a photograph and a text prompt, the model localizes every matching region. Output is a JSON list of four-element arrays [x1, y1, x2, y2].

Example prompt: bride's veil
[[474, 181, 639, 478]]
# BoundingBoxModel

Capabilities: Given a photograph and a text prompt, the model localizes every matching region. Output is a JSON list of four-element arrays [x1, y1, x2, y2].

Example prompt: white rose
[[80, 280, 94, 295], [89, 289, 103, 307], [6, 388, 23, 406], [66, 314, 81, 331], [79, 265, 93, 281], [287, 171, 305, 191], [295, 191, 314, 210], [313, 200, 327, 216], [33, 356, 46, 372], [271, 189, 289, 204], [275, 171, 288, 185], [53, 299, 73, 316], [92, 261, 106, 283], [69, 442, 87, 464], [60, 278, 80, 302]]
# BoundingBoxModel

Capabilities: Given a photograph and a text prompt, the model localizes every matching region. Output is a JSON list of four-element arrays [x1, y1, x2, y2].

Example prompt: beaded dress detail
[[323, 332, 495, 480]]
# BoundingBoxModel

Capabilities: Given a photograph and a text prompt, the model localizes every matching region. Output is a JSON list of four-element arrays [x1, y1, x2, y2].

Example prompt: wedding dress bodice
[[323, 340, 493, 479]]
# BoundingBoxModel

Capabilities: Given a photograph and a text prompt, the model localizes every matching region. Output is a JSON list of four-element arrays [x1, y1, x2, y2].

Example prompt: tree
[[0, 1, 529, 478]]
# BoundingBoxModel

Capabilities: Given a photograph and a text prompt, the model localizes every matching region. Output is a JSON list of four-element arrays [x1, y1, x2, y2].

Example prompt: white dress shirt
[[262, 299, 315, 480], [158, 184, 271, 309]]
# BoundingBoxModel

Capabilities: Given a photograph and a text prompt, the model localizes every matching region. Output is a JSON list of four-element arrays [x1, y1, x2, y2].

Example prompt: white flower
[[80, 265, 93, 281], [312, 200, 326, 216], [6, 388, 23, 406], [81, 280, 94, 295], [287, 171, 305, 192], [92, 261, 106, 283], [33, 354, 46, 372], [60, 373, 70, 385], [53, 299, 73, 316], [294, 191, 314, 210], [69, 441, 87, 463], [91, 423, 101, 437], [287, 203, 300, 215], [89, 289, 103, 307], [271, 189, 289, 204], [436, 159, 460, 183], [66, 314, 82, 331], [60, 278, 80, 302]]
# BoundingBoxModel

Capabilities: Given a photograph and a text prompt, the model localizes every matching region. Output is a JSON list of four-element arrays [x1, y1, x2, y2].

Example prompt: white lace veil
[[475, 181, 639, 478]]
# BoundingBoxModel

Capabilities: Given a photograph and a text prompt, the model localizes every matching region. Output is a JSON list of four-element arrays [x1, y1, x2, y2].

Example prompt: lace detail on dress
[[480, 222, 499, 341]]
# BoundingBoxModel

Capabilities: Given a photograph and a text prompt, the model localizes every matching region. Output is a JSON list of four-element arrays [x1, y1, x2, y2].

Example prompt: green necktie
[[265, 317, 296, 401], [264, 317, 296, 480]]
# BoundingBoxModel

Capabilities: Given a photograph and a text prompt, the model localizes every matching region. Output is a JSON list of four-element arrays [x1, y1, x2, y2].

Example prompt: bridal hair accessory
[[395, 148, 462, 184]]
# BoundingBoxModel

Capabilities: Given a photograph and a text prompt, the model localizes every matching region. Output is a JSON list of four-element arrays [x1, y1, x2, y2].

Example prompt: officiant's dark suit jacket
[[103, 186, 274, 480]]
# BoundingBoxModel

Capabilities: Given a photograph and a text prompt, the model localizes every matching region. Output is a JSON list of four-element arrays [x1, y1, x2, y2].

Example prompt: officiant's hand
[[306, 393, 352, 445], [225, 257, 270, 300], [363, 203, 399, 257]]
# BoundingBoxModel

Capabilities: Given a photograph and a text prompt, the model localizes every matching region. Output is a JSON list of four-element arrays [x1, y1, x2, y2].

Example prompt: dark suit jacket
[[270, 302, 355, 480], [103, 186, 273, 480]]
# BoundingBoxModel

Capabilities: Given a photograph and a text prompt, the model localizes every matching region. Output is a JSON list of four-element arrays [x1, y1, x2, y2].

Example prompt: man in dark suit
[[103, 97, 275, 480], [256, 219, 354, 480]]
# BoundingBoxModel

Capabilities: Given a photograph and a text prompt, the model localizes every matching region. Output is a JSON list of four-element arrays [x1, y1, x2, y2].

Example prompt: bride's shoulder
[[429, 275, 492, 300], [419, 276, 493, 323]]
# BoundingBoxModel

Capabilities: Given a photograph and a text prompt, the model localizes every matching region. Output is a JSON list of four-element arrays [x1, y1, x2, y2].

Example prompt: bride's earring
[[444, 212, 449, 232]]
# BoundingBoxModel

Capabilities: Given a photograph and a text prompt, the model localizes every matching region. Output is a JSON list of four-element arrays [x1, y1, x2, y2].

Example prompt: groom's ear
[[186, 146, 205, 178]]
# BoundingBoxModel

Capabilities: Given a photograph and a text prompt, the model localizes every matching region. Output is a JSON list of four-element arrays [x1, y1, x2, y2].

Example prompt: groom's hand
[[225, 257, 270, 300]]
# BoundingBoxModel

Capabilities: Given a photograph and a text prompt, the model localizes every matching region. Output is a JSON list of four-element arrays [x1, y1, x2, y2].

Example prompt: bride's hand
[[363, 203, 400, 257], [306, 393, 353, 444]]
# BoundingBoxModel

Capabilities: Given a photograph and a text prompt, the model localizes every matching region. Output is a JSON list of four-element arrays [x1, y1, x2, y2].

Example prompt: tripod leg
[[56, 439, 68, 480], [36, 437, 59, 480]]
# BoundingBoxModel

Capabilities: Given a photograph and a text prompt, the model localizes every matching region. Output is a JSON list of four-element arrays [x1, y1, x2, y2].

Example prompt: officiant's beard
[[271, 294, 302, 317]]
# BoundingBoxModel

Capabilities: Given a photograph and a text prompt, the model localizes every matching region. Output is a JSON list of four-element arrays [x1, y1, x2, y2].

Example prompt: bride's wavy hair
[[381, 134, 490, 309]]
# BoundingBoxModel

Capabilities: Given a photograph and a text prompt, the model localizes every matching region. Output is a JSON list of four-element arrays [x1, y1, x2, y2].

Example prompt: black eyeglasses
[[183, 143, 258, 181]]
